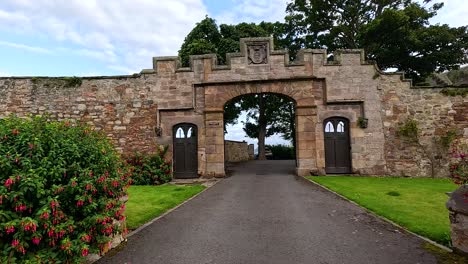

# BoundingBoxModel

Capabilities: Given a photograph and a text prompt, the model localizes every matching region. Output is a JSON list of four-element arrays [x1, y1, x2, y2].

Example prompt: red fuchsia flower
[[82, 248, 89, 257], [32, 237, 41, 245], [97, 176, 106, 184], [17, 246, 26, 254], [51, 200, 59, 209], [90, 171, 94, 177], [40, 211, 49, 220], [11, 129, 19, 135], [112, 180, 119, 187], [11, 239, 19, 247], [76, 200, 84, 207], [81, 234, 91, 243], [23, 222, 37, 232], [15, 204, 27, 212], [4, 178, 14, 188], [5, 226, 15, 234], [71, 181, 77, 187], [57, 230, 65, 238], [28, 143, 34, 150]]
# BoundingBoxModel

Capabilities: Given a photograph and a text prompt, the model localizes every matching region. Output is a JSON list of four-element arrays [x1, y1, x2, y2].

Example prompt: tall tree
[[241, 94, 295, 160], [286, 0, 468, 82], [179, 17, 297, 159]]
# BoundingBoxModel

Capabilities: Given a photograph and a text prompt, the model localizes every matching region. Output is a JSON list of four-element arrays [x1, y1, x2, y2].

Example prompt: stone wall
[[0, 37, 466, 178], [378, 76, 468, 177], [224, 140, 251, 162], [0, 77, 160, 154]]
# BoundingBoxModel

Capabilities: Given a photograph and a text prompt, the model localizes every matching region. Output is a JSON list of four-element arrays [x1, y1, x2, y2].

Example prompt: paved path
[[98, 160, 438, 264]]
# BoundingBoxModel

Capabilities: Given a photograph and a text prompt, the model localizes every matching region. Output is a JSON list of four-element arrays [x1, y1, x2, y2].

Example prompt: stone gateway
[[0, 37, 466, 178]]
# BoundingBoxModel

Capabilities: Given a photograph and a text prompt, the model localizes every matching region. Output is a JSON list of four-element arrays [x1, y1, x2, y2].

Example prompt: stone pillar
[[204, 111, 225, 177], [447, 185, 468, 255], [295, 106, 318, 176], [248, 144, 255, 160]]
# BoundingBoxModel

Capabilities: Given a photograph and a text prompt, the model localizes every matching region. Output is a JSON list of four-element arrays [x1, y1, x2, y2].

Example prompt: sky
[[0, 0, 466, 147]]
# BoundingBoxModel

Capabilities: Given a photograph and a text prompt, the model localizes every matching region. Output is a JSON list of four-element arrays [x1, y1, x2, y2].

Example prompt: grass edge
[[127, 182, 218, 238]]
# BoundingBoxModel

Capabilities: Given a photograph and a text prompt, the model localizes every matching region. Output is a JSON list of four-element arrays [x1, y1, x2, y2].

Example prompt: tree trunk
[[258, 94, 267, 160]]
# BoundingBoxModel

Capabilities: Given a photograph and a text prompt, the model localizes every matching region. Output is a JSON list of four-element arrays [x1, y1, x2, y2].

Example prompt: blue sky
[[0, 0, 466, 146]]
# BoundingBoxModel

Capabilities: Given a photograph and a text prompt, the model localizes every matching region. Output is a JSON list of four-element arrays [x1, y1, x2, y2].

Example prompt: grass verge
[[126, 184, 206, 230], [307, 176, 457, 246]]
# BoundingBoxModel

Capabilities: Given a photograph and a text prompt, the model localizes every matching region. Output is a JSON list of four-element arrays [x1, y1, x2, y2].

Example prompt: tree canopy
[[286, 0, 468, 82], [178, 16, 287, 67]]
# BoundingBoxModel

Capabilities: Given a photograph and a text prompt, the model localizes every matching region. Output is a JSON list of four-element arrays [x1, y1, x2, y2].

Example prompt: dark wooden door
[[324, 118, 351, 174], [173, 123, 198, 178]]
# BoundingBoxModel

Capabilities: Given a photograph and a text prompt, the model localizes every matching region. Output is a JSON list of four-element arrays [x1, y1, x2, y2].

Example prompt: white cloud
[[214, 0, 287, 25], [0, 0, 207, 72], [0, 40, 52, 54], [429, 0, 468, 27]]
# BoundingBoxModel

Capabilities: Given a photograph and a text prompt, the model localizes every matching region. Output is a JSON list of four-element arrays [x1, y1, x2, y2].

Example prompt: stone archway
[[199, 78, 320, 177]]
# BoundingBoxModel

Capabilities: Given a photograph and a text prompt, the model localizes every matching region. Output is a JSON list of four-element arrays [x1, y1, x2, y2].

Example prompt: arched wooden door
[[324, 117, 351, 174], [173, 123, 198, 178]]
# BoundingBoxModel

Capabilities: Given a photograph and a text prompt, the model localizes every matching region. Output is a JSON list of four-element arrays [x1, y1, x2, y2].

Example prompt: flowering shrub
[[0, 115, 131, 263], [449, 139, 468, 185], [125, 146, 172, 185]]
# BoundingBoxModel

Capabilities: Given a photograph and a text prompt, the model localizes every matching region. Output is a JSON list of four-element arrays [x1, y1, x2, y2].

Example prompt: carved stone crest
[[247, 44, 268, 65]]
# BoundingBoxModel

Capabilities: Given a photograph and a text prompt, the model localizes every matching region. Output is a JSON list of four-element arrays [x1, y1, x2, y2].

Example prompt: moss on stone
[[440, 88, 468, 97], [397, 119, 419, 142], [423, 243, 466, 264]]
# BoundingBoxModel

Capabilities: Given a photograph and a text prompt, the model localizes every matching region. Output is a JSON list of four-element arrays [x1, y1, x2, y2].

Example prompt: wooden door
[[324, 117, 351, 174], [173, 123, 198, 178]]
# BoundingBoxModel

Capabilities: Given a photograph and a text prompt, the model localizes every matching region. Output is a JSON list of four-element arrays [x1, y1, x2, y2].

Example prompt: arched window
[[337, 121, 345, 133], [176, 127, 185, 138], [187, 127, 193, 138], [325, 121, 335, 133]]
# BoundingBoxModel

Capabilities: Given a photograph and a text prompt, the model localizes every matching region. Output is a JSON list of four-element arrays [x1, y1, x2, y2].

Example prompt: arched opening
[[173, 123, 198, 178], [223, 92, 297, 173], [323, 117, 351, 174]]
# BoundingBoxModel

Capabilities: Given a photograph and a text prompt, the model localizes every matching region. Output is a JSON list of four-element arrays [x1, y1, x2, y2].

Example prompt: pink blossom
[[5, 226, 15, 234], [11, 239, 19, 247], [32, 237, 41, 245], [4, 178, 14, 188]]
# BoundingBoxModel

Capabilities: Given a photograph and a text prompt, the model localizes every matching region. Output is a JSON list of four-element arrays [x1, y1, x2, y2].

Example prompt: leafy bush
[[125, 146, 172, 185], [449, 139, 468, 185], [266, 144, 296, 160], [0, 115, 131, 263]]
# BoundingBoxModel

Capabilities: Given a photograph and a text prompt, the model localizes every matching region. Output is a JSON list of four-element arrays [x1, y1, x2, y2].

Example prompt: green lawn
[[126, 184, 206, 230], [307, 176, 458, 246]]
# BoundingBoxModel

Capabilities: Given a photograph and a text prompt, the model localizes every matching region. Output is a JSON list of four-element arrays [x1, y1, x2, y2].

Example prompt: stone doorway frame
[[197, 77, 320, 177]]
